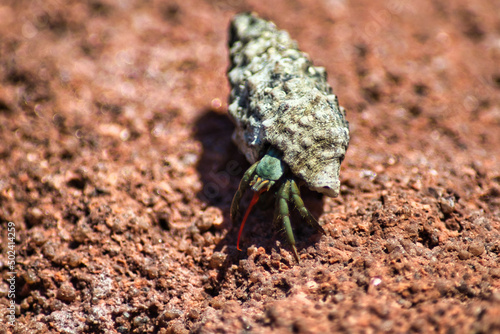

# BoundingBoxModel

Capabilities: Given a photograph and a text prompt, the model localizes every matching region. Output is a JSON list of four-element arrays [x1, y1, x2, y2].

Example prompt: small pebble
[[25, 207, 44, 227], [57, 282, 77, 302], [439, 196, 455, 214], [23, 270, 40, 285], [209, 252, 226, 269], [162, 308, 182, 321], [187, 308, 200, 320], [42, 242, 57, 260], [196, 207, 223, 232], [133, 315, 149, 327], [468, 242, 485, 256], [458, 250, 471, 260], [490, 268, 500, 278]]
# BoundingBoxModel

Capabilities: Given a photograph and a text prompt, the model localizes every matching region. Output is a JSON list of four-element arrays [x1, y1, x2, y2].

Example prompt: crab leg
[[276, 180, 300, 262], [230, 161, 259, 222], [290, 180, 326, 235]]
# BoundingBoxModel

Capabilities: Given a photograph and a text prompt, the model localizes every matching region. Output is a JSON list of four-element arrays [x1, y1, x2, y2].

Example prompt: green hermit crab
[[230, 148, 327, 262], [227, 13, 349, 262]]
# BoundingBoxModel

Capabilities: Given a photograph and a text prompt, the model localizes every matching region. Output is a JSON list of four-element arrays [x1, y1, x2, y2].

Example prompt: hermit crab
[[227, 13, 349, 262]]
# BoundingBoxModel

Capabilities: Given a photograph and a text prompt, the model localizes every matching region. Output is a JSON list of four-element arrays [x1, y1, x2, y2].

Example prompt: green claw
[[230, 161, 259, 222]]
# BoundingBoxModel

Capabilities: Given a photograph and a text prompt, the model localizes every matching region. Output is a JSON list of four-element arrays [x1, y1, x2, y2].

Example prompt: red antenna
[[236, 188, 266, 251]]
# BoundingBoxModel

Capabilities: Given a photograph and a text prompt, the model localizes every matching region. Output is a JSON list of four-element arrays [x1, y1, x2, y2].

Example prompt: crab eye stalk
[[250, 177, 271, 192]]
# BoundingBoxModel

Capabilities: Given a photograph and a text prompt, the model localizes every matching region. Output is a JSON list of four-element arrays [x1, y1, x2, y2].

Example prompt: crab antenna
[[236, 189, 265, 251]]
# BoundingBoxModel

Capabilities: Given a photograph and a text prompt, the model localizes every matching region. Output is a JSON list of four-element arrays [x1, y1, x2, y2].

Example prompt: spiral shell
[[228, 13, 349, 197]]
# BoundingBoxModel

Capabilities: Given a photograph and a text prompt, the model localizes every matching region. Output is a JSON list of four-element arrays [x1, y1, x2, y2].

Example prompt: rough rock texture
[[228, 13, 349, 197], [0, 0, 499, 333]]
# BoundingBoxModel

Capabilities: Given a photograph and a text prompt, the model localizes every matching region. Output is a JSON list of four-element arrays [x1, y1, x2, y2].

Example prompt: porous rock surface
[[0, 1, 499, 333]]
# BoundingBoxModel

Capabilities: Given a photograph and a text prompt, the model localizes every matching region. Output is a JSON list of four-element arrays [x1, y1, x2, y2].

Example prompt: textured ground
[[0, 0, 499, 333]]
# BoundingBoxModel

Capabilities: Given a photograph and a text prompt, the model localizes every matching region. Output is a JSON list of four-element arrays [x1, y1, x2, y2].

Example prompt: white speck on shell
[[299, 116, 312, 127]]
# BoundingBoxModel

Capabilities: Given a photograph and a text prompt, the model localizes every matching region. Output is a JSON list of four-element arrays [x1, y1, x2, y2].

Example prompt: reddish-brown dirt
[[1, 0, 499, 333]]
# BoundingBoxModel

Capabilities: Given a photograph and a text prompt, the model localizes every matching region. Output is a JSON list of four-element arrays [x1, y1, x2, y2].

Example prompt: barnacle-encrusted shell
[[227, 13, 349, 197]]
